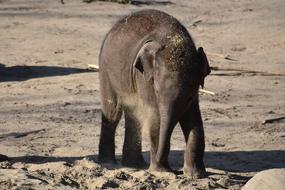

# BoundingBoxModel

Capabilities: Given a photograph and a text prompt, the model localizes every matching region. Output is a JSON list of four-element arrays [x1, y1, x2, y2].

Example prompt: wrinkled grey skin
[[98, 9, 210, 178]]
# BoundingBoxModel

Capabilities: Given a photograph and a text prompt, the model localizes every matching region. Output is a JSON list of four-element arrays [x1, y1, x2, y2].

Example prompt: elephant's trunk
[[156, 102, 176, 165]]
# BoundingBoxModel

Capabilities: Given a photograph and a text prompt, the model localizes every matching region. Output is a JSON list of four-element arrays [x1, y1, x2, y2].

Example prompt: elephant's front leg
[[179, 98, 206, 179], [148, 117, 171, 171], [122, 107, 146, 168], [98, 80, 122, 164], [99, 114, 120, 163]]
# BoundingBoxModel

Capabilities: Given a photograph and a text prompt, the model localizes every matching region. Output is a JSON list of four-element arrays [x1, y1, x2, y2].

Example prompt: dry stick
[[262, 116, 285, 125], [207, 52, 238, 61], [87, 64, 99, 71], [208, 53, 284, 75], [210, 67, 285, 76]]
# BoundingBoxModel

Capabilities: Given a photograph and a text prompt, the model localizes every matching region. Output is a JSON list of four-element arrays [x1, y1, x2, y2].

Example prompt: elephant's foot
[[98, 153, 117, 164], [148, 162, 172, 172], [122, 155, 146, 168], [98, 141, 117, 166], [183, 165, 206, 179], [98, 157, 117, 164], [98, 156, 118, 169]]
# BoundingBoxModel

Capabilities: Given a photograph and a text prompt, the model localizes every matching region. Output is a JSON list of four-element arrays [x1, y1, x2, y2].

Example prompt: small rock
[[102, 180, 119, 189], [54, 50, 64, 54], [211, 142, 225, 147], [115, 171, 131, 180], [216, 176, 230, 188], [0, 161, 12, 169], [242, 169, 285, 190], [60, 175, 80, 188], [231, 46, 246, 52], [87, 177, 119, 189], [63, 102, 71, 106]]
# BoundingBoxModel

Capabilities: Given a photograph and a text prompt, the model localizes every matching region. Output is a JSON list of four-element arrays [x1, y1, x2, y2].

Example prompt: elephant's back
[[100, 9, 179, 65], [107, 9, 178, 40]]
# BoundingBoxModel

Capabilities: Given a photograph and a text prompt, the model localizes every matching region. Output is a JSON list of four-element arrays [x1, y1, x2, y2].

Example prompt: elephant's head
[[134, 37, 210, 163]]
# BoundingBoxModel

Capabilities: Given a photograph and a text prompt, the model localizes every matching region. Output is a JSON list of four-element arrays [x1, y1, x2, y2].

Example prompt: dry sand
[[0, 0, 284, 189]]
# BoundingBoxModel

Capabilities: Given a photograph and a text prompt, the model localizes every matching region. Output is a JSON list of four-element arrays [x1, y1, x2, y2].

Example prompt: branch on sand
[[210, 66, 285, 77], [262, 116, 285, 125], [83, 0, 131, 3], [207, 52, 284, 76], [87, 64, 99, 71], [82, 0, 172, 5], [207, 52, 238, 61]]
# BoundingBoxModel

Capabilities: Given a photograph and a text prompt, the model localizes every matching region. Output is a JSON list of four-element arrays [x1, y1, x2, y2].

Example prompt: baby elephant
[[98, 9, 210, 178]]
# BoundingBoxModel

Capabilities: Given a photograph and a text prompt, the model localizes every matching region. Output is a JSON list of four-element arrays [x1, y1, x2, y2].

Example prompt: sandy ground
[[0, 0, 284, 189]]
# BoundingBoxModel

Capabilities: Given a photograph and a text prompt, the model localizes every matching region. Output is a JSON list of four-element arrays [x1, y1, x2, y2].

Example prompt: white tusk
[[199, 89, 215, 95]]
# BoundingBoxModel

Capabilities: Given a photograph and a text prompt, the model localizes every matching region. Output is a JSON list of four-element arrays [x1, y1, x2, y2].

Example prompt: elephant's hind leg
[[122, 107, 146, 168]]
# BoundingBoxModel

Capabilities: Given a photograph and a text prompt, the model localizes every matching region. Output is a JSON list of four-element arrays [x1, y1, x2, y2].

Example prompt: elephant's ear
[[134, 41, 162, 81], [197, 47, 211, 88]]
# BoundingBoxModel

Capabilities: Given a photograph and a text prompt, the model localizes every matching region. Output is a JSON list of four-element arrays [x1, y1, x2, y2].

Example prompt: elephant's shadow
[[165, 150, 285, 173], [8, 150, 285, 173], [0, 63, 94, 82]]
